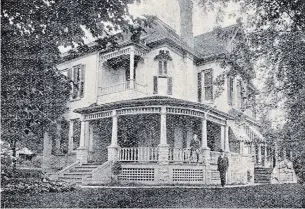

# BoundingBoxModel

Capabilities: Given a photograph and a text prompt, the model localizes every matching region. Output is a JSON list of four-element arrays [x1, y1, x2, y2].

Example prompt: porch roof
[[74, 96, 234, 120]]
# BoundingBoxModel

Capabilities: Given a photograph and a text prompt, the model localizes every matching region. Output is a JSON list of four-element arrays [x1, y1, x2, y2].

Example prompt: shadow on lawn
[[1, 184, 305, 208]]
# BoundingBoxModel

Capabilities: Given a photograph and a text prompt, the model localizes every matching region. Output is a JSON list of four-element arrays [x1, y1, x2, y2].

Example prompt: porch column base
[[158, 144, 169, 165], [107, 145, 120, 161], [201, 147, 211, 184], [200, 147, 210, 165], [226, 152, 232, 185], [77, 148, 88, 164]]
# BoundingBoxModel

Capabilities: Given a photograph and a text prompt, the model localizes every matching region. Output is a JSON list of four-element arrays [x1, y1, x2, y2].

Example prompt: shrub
[[1, 178, 76, 194], [32, 156, 42, 168], [111, 161, 122, 176], [293, 152, 305, 184]]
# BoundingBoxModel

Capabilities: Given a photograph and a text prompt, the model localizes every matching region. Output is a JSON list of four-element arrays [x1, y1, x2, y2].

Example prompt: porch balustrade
[[168, 148, 197, 162], [99, 81, 147, 95], [118, 147, 158, 162]]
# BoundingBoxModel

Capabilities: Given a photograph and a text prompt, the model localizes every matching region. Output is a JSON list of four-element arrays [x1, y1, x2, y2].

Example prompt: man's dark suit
[[217, 155, 229, 187]]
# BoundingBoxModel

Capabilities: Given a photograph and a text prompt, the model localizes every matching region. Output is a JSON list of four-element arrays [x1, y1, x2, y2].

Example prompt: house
[[45, 0, 273, 185]]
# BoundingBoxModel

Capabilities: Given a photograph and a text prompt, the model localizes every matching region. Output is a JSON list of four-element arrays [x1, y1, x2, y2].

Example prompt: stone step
[[63, 173, 92, 178], [70, 169, 93, 173]]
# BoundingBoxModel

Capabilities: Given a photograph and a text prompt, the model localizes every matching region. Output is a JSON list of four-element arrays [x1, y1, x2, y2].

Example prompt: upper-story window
[[203, 69, 213, 101], [155, 50, 172, 77], [67, 64, 85, 100], [158, 60, 168, 76], [227, 76, 234, 106]]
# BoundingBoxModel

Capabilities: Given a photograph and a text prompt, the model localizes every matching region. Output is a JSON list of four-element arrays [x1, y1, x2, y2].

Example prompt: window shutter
[[167, 77, 172, 95], [80, 65, 85, 98], [153, 76, 158, 94], [197, 72, 202, 102]]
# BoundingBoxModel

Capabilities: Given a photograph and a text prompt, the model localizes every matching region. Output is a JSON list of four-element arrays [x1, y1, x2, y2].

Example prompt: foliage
[[293, 152, 305, 184], [1, 178, 75, 195], [111, 161, 122, 176], [199, 0, 305, 144], [1, 0, 141, 170]]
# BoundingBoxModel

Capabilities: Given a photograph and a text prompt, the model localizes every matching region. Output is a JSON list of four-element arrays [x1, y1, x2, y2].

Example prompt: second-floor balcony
[[97, 80, 148, 104]]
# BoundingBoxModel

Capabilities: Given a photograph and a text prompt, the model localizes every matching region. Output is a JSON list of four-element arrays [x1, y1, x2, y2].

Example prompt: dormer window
[[154, 50, 172, 76]]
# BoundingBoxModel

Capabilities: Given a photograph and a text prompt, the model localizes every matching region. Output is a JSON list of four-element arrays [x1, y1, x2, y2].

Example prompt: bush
[[293, 152, 305, 184], [111, 161, 122, 176], [1, 178, 76, 194], [32, 156, 42, 168]]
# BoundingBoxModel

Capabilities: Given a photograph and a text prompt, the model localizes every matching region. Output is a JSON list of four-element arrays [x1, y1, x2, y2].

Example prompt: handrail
[[56, 160, 80, 177]]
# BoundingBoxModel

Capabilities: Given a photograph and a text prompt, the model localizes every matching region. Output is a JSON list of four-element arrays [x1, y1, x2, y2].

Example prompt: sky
[[129, 0, 240, 35]]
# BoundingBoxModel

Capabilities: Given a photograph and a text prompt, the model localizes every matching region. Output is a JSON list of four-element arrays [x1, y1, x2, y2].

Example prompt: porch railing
[[118, 147, 158, 162], [99, 81, 147, 95], [210, 151, 221, 164], [168, 148, 197, 162]]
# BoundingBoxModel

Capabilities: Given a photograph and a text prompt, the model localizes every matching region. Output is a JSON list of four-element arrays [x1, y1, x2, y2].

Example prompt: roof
[[194, 25, 238, 57], [74, 96, 234, 119]]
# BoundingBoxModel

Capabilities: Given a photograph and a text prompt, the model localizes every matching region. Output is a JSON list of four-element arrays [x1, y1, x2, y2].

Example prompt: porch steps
[[58, 163, 100, 185], [254, 167, 273, 184]]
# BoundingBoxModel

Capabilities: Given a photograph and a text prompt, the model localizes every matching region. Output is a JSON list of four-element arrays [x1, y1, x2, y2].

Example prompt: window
[[158, 60, 168, 76], [203, 69, 213, 101], [236, 80, 242, 108], [68, 65, 85, 99], [227, 76, 234, 105]]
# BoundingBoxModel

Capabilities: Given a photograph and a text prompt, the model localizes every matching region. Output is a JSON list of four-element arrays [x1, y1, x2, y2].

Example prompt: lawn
[[1, 184, 304, 208]]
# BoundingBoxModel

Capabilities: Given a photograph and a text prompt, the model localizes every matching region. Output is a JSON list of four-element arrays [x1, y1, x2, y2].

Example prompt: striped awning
[[228, 121, 252, 142], [244, 124, 265, 143]]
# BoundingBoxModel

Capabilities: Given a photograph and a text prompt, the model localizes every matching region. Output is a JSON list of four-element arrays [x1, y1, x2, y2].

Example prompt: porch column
[[257, 143, 262, 166], [240, 141, 244, 155], [68, 120, 74, 154], [224, 123, 230, 153], [107, 110, 120, 161], [77, 116, 89, 164], [274, 141, 279, 166], [263, 144, 268, 167], [129, 48, 135, 89], [221, 126, 225, 151], [158, 107, 169, 164], [88, 123, 94, 162], [201, 115, 210, 165], [42, 131, 52, 172], [55, 122, 61, 155]]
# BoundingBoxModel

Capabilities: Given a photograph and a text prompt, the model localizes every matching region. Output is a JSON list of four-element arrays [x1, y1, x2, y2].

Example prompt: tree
[[199, 0, 305, 140], [1, 0, 140, 171]]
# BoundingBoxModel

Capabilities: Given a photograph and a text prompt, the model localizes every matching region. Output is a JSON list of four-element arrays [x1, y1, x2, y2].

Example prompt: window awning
[[248, 126, 265, 142], [228, 121, 252, 142]]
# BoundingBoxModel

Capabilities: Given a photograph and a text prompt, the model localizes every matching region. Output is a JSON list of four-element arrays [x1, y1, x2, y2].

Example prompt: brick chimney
[[178, 0, 194, 49]]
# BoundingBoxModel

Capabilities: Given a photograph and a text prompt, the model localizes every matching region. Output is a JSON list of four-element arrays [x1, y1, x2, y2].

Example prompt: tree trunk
[[12, 138, 17, 174]]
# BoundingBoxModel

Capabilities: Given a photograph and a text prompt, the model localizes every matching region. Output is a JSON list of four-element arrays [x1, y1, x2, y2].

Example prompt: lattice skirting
[[172, 169, 204, 182], [118, 168, 155, 182]]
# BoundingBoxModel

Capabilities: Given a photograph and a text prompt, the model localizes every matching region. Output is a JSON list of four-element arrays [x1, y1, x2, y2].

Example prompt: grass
[[1, 184, 304, 208]]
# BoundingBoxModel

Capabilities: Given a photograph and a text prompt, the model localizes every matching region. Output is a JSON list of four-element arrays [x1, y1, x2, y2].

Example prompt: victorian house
[[45, 0, 273, 185]]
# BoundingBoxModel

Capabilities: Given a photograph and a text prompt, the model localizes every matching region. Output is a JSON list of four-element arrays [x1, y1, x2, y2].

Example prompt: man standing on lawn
[[217, 149, 229, 187]]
